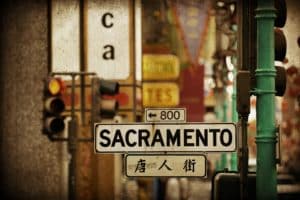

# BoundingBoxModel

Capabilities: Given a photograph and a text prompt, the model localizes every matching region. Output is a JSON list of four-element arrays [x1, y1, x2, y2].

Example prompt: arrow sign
[[145, 108, 186, 123], [148, 112, 157, 118]]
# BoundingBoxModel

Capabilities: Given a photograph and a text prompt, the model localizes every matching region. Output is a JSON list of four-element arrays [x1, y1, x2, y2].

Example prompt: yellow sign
[[143, 54, 180, 80], [143, 82, 179, 107]]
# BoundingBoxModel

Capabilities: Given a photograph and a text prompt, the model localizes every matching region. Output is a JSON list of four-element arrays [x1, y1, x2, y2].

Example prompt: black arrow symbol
[[148, 113, 157, 118]]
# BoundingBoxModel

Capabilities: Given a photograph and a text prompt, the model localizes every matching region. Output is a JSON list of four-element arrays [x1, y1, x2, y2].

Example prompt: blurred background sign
[[143, 82, 179, 107], [143, 54, 180, 80]]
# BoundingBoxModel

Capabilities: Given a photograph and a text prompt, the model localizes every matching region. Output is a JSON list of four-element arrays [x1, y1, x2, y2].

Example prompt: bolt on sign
[[94, 123, 236, 153], [142, 54, 180, 80], [125, 154, 206, 177], [143, 82, 179, 107]]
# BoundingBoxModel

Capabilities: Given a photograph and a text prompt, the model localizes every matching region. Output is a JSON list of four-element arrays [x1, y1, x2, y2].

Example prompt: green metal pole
[[231, 68, 238, 171], [220, 154, 227, 170], [255, 0, 277, 199], [222, 101, 228, 123], [220, 99, 228, 170]]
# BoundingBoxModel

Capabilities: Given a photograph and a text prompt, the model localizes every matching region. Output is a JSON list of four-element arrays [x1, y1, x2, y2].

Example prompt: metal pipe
[[231, 68, 238, 171], [51, 72, 96, 76], [79, 0, 86, 125], [220, 100, 228, 170], [255, 0, 277, 199], [240, 115, 249, 200], [68, 118, 78, 200], [47, 0, 52, 73], [68, 75, 77, 200]]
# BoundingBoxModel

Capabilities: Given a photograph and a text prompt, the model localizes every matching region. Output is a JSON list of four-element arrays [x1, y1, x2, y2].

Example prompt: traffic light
[[274, 0, 287, 96], [248, 0, 287, 96], [91, 77, 119, 122], [43, 77, 66, 136], [274, 0, 286, 28]]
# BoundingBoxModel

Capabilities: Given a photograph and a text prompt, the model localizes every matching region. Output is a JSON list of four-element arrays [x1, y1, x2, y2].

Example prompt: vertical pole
[[255, 0, 277, 199], [220, 101, 228, 169], [47, 0, 52, 73], [240, 115, 249, 200], [222, 100, 228, 123], [68, 75, 77, 200], [79, 0, 86, 125], [237, 0, 254, 198], [68, 119, 77, 200], [220, 154, 227, 170], [231, 68, 238, 171]]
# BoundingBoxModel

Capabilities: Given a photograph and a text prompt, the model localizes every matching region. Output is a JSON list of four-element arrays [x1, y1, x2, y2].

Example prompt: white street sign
[[145, 108, 186, 123], [87, 0, 131, 79], [94, 123, 236, 153], [125, 154, 206, 177]]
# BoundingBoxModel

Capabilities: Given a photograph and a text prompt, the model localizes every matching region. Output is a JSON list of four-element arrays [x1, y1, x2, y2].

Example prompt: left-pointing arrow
[[148, 113, 157, 118]]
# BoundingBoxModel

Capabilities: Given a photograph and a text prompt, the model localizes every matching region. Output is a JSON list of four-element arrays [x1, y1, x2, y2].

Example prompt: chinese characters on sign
[[183, 159, 196, 172], [158, 160, 173, 171], [126, 155, 206, 177], [135, 159, 197, 172], [135, 159, 146, 173]]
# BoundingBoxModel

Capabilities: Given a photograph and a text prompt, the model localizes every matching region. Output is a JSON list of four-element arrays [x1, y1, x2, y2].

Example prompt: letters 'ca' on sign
[[143, 54, 180, 80], [125, 154, 206, 177], [87, 0, 131, 80], [143, 83, 179, 107], [94, 123, 236, 153]]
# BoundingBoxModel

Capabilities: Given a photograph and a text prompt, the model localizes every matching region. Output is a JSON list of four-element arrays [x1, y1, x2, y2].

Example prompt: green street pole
[[231, 68, 238, 171], [222, 100, 228, 123], [220, 153, 227, 170], [255, 0, 277, 199], [220, 98, 228, 170]]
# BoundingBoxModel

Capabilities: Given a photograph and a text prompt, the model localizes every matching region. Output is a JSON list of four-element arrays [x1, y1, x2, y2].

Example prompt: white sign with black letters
[[145, 108, 186, 123], [88, 0, 132, 79], [125, 154, 206, 177], [94, 123, 236, 153]]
